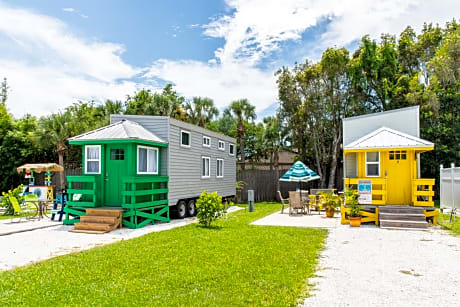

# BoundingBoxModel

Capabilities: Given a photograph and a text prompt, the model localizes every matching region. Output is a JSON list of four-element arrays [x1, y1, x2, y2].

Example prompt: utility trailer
[[64, 115, 236, 229]]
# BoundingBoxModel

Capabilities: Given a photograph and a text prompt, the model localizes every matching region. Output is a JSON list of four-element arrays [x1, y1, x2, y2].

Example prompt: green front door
[[104, 144, 129, 206]]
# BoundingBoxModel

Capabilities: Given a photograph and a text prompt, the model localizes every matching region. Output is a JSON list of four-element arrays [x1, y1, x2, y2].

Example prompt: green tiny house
[[64, 120, 170, 228]]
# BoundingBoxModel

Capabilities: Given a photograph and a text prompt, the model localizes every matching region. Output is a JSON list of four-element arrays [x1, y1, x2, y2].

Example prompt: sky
[[0, 0, 458, 118]]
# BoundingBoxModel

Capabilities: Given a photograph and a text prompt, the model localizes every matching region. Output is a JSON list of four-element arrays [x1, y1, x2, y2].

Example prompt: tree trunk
[[238, 121, 245, 170], [274, 150, 280, 193], [269, 152, 273, 171], [58, 150, 65, 191], [312, 130, 325, 188], [327, 130, 341, 189]]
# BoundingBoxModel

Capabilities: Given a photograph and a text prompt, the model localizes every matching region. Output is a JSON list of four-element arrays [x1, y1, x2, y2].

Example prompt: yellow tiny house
[[342, 107, 438, 227]]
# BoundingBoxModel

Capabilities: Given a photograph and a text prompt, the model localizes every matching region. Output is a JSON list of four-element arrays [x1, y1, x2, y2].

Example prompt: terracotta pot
[[349, 216, 361, 227], [325, 209, 335, 218]]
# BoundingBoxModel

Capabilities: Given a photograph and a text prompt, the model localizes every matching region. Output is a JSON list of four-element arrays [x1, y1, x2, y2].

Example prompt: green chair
[[24, 194, 39, 219], [9, 196, 36, 222]]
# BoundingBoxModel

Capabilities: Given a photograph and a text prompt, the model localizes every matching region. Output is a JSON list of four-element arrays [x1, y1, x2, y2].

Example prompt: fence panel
[[440, 164, 460, 210]]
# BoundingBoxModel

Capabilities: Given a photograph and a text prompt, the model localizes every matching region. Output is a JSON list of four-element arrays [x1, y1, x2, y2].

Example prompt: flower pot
[[349, 216, 361, 227], [325, 209, 335, 218]]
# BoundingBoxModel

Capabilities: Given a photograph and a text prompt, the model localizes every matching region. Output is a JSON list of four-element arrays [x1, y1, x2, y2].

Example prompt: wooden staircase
[[70, 208, 123, 234], [379, 206, 428, 230]]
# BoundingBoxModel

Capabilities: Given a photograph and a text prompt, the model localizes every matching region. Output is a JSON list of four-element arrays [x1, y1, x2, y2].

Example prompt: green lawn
[[438, 213, 460, 236], [0, 202, 327, 306]]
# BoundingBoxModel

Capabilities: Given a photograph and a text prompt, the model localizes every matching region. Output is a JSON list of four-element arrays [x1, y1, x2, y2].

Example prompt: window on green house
[[85, 145, 101, 174], [110, 149, 124, 160], [137, 146, 158, 174]]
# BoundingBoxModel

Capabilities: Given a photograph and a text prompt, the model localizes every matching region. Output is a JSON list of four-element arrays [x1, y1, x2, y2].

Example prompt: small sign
[[358, 180, 372, 204]]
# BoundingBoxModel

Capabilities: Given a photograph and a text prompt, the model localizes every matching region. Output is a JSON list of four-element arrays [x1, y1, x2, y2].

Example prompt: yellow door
[[385, 150, 411, 205]]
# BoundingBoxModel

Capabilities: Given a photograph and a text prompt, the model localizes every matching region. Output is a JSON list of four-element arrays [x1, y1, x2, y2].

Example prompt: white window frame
[[202, 135, 211, 148], [201, 156, 210, 178], [365, 152, 380, 177], [216, 158, 224, 178], [218, 140, 225, 151], [229, 144, 235, 156], [85, 145, 101, 174], [180, 130, 191, 148], [137, 145, 159, 175]]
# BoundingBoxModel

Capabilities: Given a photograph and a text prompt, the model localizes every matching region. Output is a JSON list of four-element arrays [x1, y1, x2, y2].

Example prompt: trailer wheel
[[176, 200, 187, 219], [186, 200, 196, 217]]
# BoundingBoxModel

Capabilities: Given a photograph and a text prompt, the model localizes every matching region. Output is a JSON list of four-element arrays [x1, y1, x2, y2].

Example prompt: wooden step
[[379, 207, 424, 214], [80, 215, 118, 224], [380, 219, 428, 229], [69, 229, 108, 234], [74, 222, 113, 232], [379, 212, 426, 221], [86, 208, 123, 217]]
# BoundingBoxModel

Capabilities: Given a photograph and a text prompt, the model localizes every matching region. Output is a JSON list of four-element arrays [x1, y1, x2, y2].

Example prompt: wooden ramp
[[379, 206, 428, 230], [69, 208, 123, 234]]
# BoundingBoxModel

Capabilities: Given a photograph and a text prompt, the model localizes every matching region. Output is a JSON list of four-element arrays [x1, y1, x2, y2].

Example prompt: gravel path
[[302, 226, 460, 307]]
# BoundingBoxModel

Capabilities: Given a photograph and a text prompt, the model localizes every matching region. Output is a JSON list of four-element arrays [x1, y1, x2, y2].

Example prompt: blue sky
[[0, 0, 457, 118]]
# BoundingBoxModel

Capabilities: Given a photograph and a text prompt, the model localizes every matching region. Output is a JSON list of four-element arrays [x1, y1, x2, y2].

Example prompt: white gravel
[[302, 226, 460, 307], [0, 206, 244, 271]]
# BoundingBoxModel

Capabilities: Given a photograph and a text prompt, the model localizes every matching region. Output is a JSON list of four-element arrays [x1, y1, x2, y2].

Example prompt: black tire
[[176, 200, 187, 219], [186, 200, 196, 217]]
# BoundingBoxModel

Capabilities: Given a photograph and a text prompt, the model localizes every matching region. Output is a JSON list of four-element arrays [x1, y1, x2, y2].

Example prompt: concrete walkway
[[251, 210, 460, 306]]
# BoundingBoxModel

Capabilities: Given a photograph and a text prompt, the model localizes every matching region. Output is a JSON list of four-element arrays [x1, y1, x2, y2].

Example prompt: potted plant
[[320, 192, 341, 218], [345, 189, 361, 226]]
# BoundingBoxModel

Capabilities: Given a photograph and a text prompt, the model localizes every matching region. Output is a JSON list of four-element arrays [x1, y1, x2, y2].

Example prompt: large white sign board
[[358, 180, 372, 204]]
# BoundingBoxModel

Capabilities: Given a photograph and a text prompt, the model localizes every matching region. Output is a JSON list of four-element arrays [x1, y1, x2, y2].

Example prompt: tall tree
[[229, 99, 256, 170], [1, 78, 9, 105], [184, 97, 219, 127]]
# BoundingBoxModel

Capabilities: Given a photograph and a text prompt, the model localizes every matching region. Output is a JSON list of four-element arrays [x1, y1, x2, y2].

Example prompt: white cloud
[[62, 8, 75, 12], [0, 3, 140, 116]]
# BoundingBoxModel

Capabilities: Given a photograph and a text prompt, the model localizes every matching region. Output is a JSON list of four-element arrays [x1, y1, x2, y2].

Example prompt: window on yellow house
[[389, 150, 407, 160], [366, 152, 380, 177]]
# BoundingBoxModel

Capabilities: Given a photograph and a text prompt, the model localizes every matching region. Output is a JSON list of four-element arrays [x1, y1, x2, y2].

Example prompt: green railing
[[66, 176, 97, 207], [122, 176, 169, 228]]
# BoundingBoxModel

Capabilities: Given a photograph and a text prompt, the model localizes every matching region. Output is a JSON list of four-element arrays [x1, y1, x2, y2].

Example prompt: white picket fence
[[440, 163, 460, 210]]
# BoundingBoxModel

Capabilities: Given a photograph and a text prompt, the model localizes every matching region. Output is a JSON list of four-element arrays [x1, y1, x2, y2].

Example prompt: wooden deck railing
[[412, 178, 435, 207], [122, 176, 169, 228], [344, 178, 387, 205], [66, 176, 97, 207]]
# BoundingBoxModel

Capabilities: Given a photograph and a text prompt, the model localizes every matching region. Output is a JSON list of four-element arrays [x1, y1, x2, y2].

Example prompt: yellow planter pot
[[349, 216, 362, 227]]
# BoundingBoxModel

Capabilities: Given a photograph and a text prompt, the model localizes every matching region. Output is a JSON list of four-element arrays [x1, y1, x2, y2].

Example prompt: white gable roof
[[69, 120, 167, 144], [344, 127, 433, 150]]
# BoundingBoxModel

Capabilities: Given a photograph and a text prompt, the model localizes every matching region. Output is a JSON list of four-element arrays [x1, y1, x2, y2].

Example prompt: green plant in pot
[[320, 192, 341, 218], [345, 189, 362, 227]]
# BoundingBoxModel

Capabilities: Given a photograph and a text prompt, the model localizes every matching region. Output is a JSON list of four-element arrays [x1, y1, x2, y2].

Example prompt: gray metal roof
[[69, 120, 167, 144]]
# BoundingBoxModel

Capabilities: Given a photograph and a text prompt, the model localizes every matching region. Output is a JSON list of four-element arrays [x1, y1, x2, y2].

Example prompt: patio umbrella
[[16, 163, 64, 173], [279, 161, 320, 192]]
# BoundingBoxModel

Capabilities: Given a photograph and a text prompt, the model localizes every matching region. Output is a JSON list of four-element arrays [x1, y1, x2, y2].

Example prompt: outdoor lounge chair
[[9, 196, 35, 222], [289, 191, 306, 215], [277, 191, 289, 214]]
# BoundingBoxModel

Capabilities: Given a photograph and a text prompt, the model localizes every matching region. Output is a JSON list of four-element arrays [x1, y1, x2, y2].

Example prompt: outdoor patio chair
[[23, 194, 39, 219], [288, 191, 306, 215], [9, 196, 35, 222], [277, 191, 289, 214]]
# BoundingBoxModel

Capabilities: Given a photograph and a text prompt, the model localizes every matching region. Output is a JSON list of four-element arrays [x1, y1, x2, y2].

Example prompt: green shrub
[[196, 190, 226, 227], [345, 189, 361, 217], [1, 184, 24, 215]]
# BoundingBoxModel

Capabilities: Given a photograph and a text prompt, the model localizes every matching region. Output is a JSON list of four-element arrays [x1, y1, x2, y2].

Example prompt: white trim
[[218, 140, 225, 151], [201, 156, 210, 178], [202, 135, 211, 147], [137, 145, 159, 175], [229, 143, 235, 156], [84, 145, 101, 174], [180, 130, 191, 148], [365, 152, 380, 177], [216, 158, 224, 178]]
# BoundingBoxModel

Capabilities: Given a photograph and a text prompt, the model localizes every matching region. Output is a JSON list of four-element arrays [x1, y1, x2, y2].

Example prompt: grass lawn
[[438, 212, 460, 236], [0, 202, 327, 306]]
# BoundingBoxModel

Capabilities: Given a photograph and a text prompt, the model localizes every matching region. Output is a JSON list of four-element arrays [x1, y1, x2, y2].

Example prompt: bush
[[345, 189, 361, 217], [196, 190, 226, 227], [1, 184, 24, 215]]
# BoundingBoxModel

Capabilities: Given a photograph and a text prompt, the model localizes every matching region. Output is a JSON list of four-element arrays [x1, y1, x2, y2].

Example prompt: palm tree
[[185, 97, 219, 127], [40, 112, 73, 189], [229, 99, 256, 170]]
